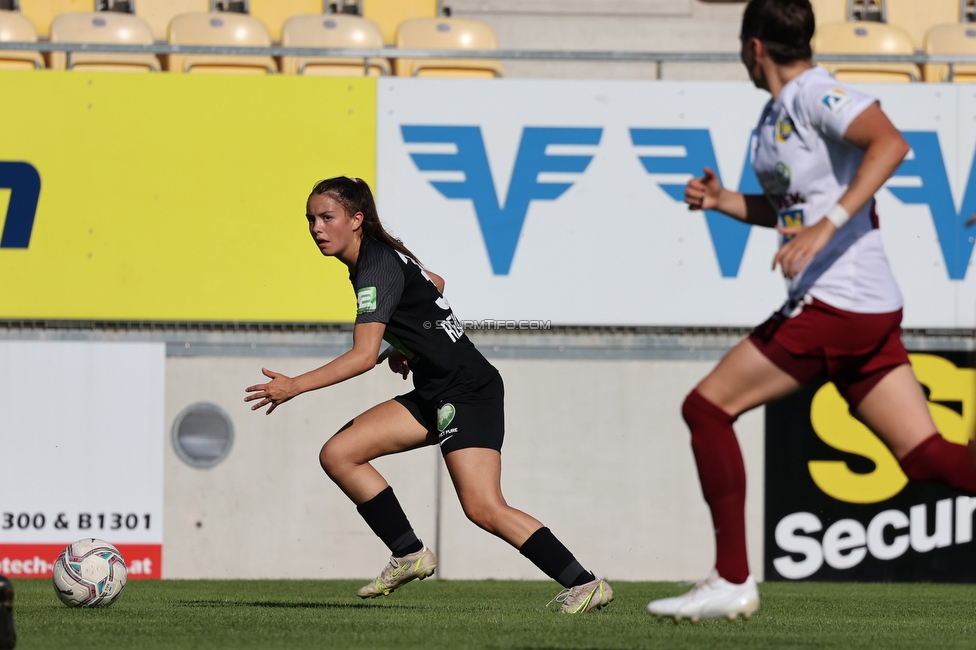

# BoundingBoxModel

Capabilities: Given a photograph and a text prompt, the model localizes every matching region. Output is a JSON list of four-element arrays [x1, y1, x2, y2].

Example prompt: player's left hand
[[772, 219, 836, 279], [244, 367, 296, 414]]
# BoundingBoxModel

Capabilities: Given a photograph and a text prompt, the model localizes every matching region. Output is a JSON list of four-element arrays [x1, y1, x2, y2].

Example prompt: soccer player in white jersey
[[647, 0, 976, 623], [246, 177, 612, 613]]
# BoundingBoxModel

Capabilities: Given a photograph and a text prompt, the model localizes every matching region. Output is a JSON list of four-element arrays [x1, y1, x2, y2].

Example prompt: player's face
[[306, 194, 362, 258]]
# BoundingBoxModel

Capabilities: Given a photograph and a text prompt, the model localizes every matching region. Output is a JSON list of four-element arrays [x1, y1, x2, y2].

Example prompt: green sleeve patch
[[357, 287, 378, 313]]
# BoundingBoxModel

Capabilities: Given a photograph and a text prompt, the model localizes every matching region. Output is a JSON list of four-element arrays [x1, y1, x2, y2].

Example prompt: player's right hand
[[684, 166, 723, 211], [387, 351, 410, 380]]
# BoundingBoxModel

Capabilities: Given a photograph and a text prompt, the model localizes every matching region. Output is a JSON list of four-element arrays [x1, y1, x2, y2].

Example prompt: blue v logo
[[402, 125, 602, 275]]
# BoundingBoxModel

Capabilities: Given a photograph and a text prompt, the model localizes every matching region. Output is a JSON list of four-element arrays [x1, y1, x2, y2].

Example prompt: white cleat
[[647, 570, 759, 624], [357, 547, 437, 598]]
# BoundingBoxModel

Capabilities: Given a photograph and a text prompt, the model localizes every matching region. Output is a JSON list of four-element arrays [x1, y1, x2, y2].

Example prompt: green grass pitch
[[10, 578, 976, 649]]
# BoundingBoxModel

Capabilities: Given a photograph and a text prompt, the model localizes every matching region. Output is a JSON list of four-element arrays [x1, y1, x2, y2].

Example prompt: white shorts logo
[[820, 88, 852, 117]]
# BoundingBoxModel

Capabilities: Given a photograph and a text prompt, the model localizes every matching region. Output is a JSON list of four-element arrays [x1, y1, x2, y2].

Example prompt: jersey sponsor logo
[[776, 115, 795, 143], [435, 296, 450, 311], [820, 88, 852, 117], [356, 287, 378, 313], [436, 403, 456, 431], [0, 161, 41, 249], [780, 209, 804, 241], [402, 125, 602, 275], [757, 162, 791, 195]]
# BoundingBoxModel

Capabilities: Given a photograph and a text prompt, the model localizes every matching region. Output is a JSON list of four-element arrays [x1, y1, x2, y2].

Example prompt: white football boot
[[357, 547, 437, 598], [548, 577, 614, 614], [647, 570, 758, 623]]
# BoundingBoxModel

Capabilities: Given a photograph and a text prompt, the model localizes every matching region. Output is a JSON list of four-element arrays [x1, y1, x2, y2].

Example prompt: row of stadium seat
[[0, 10, 502, 77], [811, 0, 970, 51], [1, 0, 439, 44], [814, 20, 976, 82]]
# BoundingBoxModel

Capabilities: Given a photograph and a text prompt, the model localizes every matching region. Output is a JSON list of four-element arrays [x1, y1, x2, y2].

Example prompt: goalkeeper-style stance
[[246, 176, 611, 614]]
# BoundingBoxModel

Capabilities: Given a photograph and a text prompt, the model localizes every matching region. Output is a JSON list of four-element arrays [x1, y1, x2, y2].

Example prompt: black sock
[[518, 527, 595, 588], [356, 486, 424, 557]]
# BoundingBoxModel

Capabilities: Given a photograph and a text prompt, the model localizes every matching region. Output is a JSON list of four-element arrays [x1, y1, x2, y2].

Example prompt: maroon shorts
[[749, 298, 910, 408]]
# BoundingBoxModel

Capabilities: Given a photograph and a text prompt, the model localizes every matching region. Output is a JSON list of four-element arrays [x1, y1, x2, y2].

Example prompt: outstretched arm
[[684, 166, 778, 227], [245, 321, 387, 414], [773, 104, 909, 278]]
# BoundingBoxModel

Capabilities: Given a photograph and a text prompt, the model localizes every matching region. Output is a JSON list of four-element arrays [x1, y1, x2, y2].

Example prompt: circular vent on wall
[[172, 403, 234, 468]]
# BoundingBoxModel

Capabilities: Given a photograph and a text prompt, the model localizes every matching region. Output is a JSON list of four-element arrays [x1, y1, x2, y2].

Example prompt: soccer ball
[[52, 538, 127, 608]]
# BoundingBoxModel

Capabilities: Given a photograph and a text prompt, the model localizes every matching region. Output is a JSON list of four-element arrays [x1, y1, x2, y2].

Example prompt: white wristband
[[823, 204, 850, 229]]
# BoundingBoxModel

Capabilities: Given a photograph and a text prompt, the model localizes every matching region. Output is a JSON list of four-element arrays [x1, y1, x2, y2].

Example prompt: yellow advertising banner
[[0, 71, 375, 322]]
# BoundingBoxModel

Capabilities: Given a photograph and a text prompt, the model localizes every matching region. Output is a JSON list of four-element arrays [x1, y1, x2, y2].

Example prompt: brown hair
[[740, 0, 815, 65], [309, 176, 421, 264]]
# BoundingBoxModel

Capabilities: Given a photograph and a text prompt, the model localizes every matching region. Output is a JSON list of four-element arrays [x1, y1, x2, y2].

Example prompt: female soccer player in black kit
[[245, 176, 611, 613]]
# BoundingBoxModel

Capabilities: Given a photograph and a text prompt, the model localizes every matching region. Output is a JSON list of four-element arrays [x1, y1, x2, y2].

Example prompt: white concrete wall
[[450, 0, 750, 81], [163, 353, 765, 582]]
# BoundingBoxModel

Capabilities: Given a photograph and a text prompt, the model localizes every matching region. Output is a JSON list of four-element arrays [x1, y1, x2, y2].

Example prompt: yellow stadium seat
[[810, 0, 849, 26], [884, 0, 962, 51], [135, 0, 210, 42], [18, 0, 95, 38], [0, 10, 42, 69], [812, 21, 919, 82], [280, 13, 389, 76], [362, 0, 436, 45], [249, 0, 323, 43], [395, 17, 503, 78], [168, 12, 277, 74], [49, 12, 159, 72], [924, 23, 976, 82]]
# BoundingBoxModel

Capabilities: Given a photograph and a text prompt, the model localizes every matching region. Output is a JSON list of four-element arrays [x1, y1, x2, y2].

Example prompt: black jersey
[[351, 237, 499, 402]]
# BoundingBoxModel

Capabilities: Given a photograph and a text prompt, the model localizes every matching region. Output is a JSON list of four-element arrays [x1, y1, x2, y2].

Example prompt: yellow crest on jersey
[[776, 115, 795, 143]]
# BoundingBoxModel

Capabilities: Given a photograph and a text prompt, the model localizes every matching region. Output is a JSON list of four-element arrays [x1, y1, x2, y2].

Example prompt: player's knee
[[682, 389, 734, 433], [682, 390, 710, 432], [318, 441, 339, 477], [319, 420, 356, 476], [460, 498, 501, 533]]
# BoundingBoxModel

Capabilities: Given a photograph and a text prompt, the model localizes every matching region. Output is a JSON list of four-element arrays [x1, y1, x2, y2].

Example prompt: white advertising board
[[0, 341, 164, 579], [377, 79, 976, 328]]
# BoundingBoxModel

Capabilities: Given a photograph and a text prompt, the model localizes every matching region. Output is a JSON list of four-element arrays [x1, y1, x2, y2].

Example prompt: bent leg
[[319, 399, 432, 505], [854, 365, 976, 493], [445, 448, 595, 588], [688, 338, 805, 584], [444, 447, 540, 545], [320, 400, 434, 560], [697, 337, 806, 416]]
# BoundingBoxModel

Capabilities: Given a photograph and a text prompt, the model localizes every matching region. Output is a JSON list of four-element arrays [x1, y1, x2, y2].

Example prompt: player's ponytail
[[309, 176, 422, 265]]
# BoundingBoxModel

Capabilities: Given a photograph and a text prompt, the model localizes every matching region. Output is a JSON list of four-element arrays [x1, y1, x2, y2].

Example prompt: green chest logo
[[436, 403, 456, 431]]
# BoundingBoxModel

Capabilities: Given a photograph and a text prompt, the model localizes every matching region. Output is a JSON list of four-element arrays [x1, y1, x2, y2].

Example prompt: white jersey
[[751, 65, 903, 314]]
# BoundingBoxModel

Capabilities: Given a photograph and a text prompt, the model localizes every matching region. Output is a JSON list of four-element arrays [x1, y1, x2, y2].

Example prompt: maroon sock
[[900, 433, 976, 493], [682, 389, 749, 584]]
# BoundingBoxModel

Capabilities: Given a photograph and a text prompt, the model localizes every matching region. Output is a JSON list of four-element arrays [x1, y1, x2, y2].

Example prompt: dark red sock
[[900, 433, 976, 493], [682, 389, 749, 584]]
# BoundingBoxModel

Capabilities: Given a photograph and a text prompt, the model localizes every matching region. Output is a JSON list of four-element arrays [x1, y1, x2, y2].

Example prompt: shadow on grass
[[176, 598, 420, 610]]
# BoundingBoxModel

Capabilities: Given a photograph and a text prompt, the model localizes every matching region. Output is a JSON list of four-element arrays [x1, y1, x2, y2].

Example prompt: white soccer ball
[[52, 538, 127, 608]]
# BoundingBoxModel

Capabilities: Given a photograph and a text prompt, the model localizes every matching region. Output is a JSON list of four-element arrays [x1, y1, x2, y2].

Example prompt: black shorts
[[394, 374, 505, 456]]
